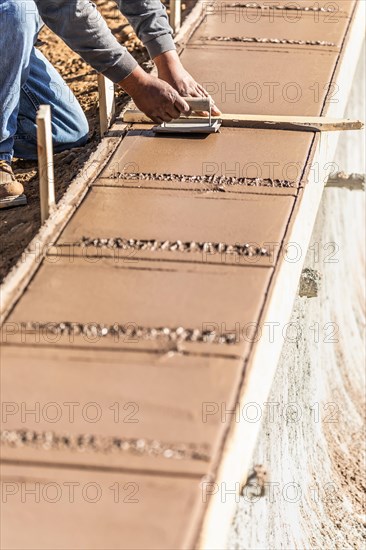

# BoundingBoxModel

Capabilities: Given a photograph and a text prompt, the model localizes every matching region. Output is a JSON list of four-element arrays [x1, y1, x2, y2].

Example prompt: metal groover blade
[[154, 119, 221, 134], [154, 96, 220, 134]]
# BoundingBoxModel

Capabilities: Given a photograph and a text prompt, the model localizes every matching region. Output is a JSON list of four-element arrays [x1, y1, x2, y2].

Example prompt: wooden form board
[[0, 0, 363, 549], [123, 110, 363, 131]]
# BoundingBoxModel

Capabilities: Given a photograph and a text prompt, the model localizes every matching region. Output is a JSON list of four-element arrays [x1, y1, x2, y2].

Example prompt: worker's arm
[[117, 0, 175, 60], [118, 0, 221, 114], [34, 0, 138, 82], [34, 0, 189, 121]]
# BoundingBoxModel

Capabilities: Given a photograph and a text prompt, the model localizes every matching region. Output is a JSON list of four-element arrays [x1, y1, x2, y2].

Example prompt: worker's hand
[[154, 50, 221, 116], [119, 66, 190, 123]]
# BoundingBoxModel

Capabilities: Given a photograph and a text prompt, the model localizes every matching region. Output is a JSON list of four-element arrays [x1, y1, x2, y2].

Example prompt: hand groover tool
[[154, 97, 221, 134]]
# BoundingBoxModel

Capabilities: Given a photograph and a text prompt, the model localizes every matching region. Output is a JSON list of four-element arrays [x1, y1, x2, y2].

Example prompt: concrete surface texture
[[0, 1, 363, 548]]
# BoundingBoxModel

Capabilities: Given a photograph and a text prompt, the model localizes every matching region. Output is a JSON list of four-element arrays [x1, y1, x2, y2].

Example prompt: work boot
[[0, 160, 27, 209]]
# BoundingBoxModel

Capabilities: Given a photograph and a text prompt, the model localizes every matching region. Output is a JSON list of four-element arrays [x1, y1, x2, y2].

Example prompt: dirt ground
[[0, 0, 191, 282]]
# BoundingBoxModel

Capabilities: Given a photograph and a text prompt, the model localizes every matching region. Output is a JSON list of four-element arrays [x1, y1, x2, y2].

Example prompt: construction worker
[[0, 0, 220, 208]]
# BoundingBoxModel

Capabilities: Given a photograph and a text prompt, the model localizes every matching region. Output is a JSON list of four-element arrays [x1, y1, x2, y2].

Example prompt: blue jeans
[[0, 0, 89, 162]]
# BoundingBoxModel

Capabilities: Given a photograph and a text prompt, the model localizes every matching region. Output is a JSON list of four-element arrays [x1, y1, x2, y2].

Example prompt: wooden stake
[[169, 0, 181, 34], [98, 74, 115, 135], [36, 105, 55, 223], [123, 109, 364, 132]]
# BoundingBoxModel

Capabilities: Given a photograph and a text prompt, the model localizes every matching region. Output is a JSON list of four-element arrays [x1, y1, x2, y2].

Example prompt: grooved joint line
[[228, 3, 339, 12], [110, 172, 295, 188], [204, 37, 337, 47], [1, 429, 211, 462], [77, 237, 270, 257], [17, 321, 241, 345]]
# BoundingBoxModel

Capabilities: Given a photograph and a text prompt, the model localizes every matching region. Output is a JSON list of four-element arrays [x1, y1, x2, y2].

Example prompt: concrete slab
[[5, 258, 272, 357], [180, 47, 339, 115], [55, 187, 295, 267], [191, 6, 349, 48], [0, 347, 242, 475], [99, 127, 312, 193], [0, 463, 202, 550], [206, 0, 355, 18]]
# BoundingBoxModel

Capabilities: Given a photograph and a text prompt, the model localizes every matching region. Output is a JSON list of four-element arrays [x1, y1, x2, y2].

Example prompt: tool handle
[[183, 97, 211, 111]]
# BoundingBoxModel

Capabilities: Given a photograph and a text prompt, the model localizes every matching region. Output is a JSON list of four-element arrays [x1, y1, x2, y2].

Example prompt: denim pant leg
[[0, 0, 89, 162], [15, 48, 89, 160], [0, 0, 38, 162]]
